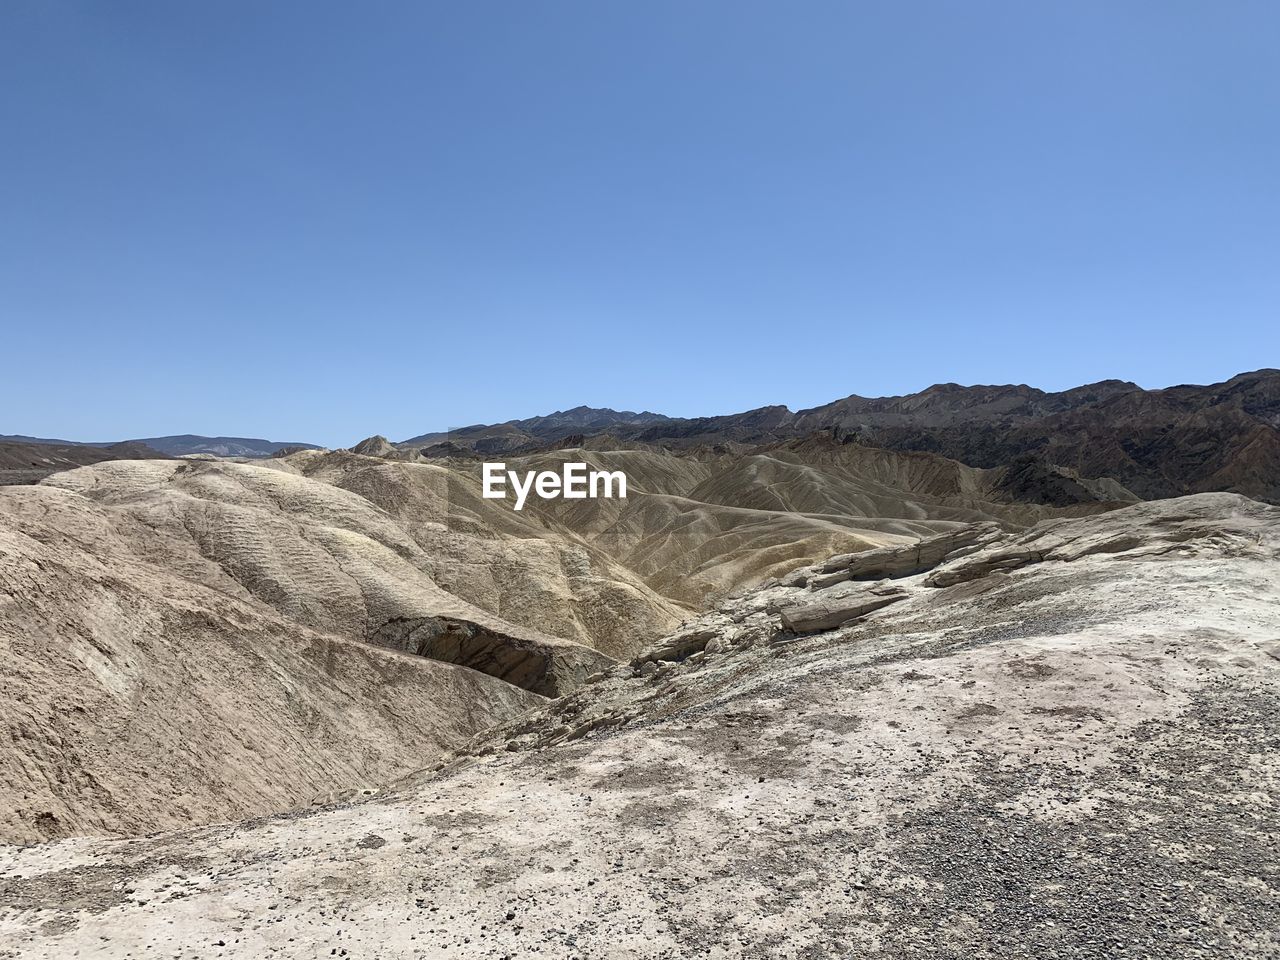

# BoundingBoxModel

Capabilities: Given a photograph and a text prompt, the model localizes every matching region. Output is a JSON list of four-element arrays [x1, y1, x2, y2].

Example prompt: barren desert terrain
[[1, 493, 1275, 958]]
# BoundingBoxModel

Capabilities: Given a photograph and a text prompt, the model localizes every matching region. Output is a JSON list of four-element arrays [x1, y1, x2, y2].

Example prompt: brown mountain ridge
[[401, 369, 1280, 503]]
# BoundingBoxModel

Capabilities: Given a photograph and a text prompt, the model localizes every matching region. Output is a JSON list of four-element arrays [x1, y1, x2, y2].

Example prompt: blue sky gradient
[[3, 1, 1277, 445]]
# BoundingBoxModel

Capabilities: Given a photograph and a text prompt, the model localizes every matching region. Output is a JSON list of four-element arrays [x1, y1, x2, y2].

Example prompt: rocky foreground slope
[[2, 493, 1275, 958]]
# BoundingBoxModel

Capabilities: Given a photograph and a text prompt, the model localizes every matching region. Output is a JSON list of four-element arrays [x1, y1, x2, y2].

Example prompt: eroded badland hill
[[0, 494, 1276, 958]]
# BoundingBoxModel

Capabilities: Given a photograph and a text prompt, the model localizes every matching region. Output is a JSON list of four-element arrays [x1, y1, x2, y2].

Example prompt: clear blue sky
[[3, 2, 1277, 446]]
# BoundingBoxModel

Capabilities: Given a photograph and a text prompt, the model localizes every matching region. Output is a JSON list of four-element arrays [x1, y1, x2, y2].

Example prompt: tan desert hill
[[361, 441, 1133, 609], [271, 444, 949, 641], [0, 482, 542, 844], [39, 459, 614, 695], [247, 439, 1135, 631], [270, 448, 691, 658], [2, 494, 1275, 958]]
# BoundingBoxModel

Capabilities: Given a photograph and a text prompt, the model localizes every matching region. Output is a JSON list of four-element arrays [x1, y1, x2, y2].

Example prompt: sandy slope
[[0, 483, 543, 844], [403, 442, 1125, 610], [4, 494, 1275, 958], [276, 450, 691, 658], [40, 459, 614, 692]]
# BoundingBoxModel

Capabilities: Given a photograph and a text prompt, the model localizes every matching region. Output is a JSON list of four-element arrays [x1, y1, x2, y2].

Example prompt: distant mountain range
[[0, 434, 320, 459], [399, 406, 668, 448], [6, 370, 1278, 502], [397, 369, 1280, 503]]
